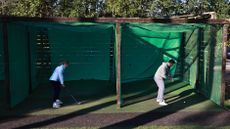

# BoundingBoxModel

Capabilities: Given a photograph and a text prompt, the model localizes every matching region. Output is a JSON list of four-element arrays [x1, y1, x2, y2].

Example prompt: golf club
[[64, 87, 81, 105]]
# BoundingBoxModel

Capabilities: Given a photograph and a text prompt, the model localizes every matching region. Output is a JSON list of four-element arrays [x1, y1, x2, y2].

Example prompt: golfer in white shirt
[[49, 61, 69, 108], [154, 59, 175, 106]]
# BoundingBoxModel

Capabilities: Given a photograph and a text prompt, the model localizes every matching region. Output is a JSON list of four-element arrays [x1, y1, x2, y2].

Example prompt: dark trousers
[[50, 81, 61, 103]]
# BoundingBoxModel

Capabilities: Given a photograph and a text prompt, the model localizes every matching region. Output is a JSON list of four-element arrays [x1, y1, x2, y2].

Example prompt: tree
[[69, 0, 98, 17], [209, 0, 230, 18], [148, 0, 180, 18], [7, 0, 56, 17], [1, 0, 229, 19], [8, 0, 43, 17], [104, 0, 149, 17], [0, 0, 18, 15]]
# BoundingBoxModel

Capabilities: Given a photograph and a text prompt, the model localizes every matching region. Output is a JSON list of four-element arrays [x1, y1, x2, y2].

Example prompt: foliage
[[1, 0, 229, 18]]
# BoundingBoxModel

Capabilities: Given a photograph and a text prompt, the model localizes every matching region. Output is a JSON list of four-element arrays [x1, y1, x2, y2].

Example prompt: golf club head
[[77, 101, 82, 105]]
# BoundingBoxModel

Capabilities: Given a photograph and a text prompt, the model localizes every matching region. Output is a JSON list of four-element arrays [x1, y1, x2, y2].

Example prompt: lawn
[[0, 80, 223, 116], [0, 80, 228, 129]]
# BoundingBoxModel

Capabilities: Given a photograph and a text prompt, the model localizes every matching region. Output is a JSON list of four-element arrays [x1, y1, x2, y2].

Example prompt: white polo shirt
[[154, 62, 170, 79], [49, 65, 65, 85]]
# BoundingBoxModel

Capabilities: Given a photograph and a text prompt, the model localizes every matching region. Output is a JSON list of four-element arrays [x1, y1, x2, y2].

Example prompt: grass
[[0, 80, 224, 116], [0, 80, 228, 129]]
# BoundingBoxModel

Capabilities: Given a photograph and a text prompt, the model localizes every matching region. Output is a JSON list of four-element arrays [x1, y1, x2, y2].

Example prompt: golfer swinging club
[[154, 59, 175, 106], [49, 61, 69, 108]]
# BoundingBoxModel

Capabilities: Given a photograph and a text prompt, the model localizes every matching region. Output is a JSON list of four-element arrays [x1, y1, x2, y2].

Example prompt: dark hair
[[62, 60, 70, 65], [169, 59, 176, 64]]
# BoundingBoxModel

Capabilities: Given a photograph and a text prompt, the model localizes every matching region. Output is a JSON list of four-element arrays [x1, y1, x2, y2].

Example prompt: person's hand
[[170, 77, 174, 82], [168, 76, 174, 82]]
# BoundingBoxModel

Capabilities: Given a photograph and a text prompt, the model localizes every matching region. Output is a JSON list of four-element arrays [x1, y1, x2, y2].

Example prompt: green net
[[8, 23, 30, 107], [121, 23, 183, 82], [210, 25, 223, 105], [120, 23, 188, 105], [184, 28, 199, 88], [120, 23, 224, 106], [197, 25, 223, 105], [4, 21, 225, 107], [47, 23, 115, 81], [24, 22, 116, 96], [183, 24, 224, 105], [28, 27, 39, 90]]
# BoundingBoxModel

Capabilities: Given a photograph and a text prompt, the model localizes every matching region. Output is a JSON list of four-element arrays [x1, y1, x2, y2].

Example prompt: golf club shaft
[[65, 88, 79, 103], [70, 94, 79, 103]]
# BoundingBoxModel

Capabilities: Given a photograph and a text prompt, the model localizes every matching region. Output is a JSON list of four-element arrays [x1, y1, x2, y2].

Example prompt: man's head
[[62, 60, 70, 68], [168, 59, 176, 67]]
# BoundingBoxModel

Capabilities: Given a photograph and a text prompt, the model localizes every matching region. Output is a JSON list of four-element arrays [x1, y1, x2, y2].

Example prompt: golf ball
[[183, 101, 186, 103]]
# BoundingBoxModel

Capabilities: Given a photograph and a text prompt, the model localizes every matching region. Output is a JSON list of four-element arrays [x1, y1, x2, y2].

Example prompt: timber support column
[[116, 23, 121, 109]]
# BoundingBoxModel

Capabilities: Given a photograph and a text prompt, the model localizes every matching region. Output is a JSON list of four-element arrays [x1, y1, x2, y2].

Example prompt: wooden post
[[180, 33, 185, 80], [221, 24, 229, 107], [27, 27, 32, 94], [3, 18, 11, 109], [116, 23, 121, 108], [195, 28, 204, 92]]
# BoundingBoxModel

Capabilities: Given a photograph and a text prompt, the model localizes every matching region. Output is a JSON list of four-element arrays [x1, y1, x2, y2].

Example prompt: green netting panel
[[4, 21, 224, 107], [121, 23, 199, 32], [121, 23, 182, 82], [183, 24, 223, 106], [184, 28, 199, 88], [48, 24, 115, 80], [28, 27, 39, 90], [210, 26, 223, 105], [199, 25, 211, 96], [0, 23, 3, 80], [198, 25, 223, 105], [8, 23, 29, 107], [23, 22, 115, 33]]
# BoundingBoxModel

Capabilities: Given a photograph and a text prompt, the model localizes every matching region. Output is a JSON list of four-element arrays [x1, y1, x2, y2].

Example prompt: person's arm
[[58, 67, 65, 87], [161, 64, 168, 79], [167, 69, 174, 81], [162, 69, 167, 79]]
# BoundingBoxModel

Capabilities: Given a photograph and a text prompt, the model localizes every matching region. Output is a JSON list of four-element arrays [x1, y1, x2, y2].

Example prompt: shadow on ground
[[0, 82, 224, 128]]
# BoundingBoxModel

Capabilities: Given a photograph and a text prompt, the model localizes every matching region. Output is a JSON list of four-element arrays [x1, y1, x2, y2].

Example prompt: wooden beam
[[116, 23, 121, 108], [221, 24, 229, 107], [1, 16, 229, 24], [2, 18, 11, 109]]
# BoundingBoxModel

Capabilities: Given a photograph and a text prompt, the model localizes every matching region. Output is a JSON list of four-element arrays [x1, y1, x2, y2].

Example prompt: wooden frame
[[2, 19, 11, 109], [116, 23, 121, 108], [26, 27, 32, 94], [1, 16, 229, 108], [221, 24, 229, 107], [180, 33, 186, 80], [1, 16, 229, 24]]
